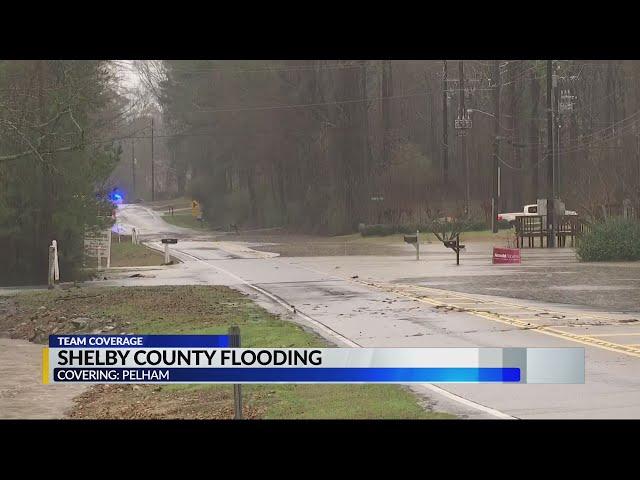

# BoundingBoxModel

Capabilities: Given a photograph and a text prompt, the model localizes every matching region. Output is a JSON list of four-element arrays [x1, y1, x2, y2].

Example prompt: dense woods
[[0, 61, 124, 284], [150, 60, 640, 233]]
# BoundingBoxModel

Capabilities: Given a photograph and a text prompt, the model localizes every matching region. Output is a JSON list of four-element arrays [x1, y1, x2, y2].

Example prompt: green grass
[[161, 213, 211, 230], [146, 196, 192, 211], [6, 285, 451, 419], [109, 240, 167, 267]]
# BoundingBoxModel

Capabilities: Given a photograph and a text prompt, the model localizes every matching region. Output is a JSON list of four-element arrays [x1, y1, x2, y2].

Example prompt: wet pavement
[[4, 203, 637, 419], [0, 338, 86, 419]]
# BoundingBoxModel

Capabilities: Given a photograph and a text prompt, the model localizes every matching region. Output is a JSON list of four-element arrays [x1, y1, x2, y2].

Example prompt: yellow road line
[[397, 284, 635, 323], [585, 332, 640, 337], [349, 277, 640, 358]]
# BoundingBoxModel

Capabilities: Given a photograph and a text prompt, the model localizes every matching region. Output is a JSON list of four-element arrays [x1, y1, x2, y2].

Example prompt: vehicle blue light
[[109, 189, 125, 205]]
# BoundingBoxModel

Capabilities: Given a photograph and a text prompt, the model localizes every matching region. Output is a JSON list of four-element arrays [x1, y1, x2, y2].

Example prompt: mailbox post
[[403, 230, 420, 260], [161, 238, 178, 264], [443, 234, 465, 265]]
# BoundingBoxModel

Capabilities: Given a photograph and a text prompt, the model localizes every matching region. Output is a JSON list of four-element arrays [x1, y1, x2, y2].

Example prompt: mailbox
[[404, 235, 417, 244]]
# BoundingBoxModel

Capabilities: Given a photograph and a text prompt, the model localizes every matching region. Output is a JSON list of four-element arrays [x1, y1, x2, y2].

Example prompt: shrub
[[576, 218, 640, 261]]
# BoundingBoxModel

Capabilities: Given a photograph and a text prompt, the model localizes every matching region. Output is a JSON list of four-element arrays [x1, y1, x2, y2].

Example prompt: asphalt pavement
[[106, 204, 640, 419]]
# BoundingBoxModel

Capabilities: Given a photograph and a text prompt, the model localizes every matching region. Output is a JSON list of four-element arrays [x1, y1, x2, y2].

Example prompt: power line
[[163, 60, 444, 76], [178, 92, 431, 114]]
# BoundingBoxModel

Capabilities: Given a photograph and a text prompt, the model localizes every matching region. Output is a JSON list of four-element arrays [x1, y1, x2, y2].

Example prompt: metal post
[[229, 326, 242, 419], [456, 234, 460, 266], [416, 230, 420, 260]]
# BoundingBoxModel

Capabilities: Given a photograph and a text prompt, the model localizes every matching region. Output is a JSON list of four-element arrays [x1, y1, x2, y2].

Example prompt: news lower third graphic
[[43, 335, 585, 385]]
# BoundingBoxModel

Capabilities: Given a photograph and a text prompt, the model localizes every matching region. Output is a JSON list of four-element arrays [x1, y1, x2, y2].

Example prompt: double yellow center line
[[348, 277, 640, 359]]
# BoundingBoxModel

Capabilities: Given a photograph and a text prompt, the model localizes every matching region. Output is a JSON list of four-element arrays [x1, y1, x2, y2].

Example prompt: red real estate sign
[[492, 247, 521, 264]]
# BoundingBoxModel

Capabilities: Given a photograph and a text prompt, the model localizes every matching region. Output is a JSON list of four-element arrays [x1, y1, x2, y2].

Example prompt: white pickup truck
[[498, 204, 577, 223]]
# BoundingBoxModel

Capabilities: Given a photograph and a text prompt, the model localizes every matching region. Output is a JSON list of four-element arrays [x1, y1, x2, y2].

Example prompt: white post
[[97, 250, 102, 270], [48, 245, 55, 289], [106, 230, 111, 269], [165, 243, 170, 264], [52, 240, 59, 281]]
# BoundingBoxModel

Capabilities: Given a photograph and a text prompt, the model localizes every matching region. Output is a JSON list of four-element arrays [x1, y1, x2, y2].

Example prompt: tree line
[[0, 60, 125, 284], [152, 60, 640, 233]]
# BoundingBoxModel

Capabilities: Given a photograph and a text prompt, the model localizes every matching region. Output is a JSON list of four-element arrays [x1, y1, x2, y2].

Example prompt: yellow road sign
[[191, 200, 200, 217]]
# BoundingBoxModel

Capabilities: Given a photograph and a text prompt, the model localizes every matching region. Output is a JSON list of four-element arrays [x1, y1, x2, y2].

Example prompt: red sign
[[492, 247, 521, 264]]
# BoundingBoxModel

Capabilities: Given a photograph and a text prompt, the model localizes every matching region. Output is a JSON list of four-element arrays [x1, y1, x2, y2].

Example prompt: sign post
[[229, 326, 243, 419], [403, 231, 420, 260], [191, 200, 200, 218], [84, 228, 111, 269]]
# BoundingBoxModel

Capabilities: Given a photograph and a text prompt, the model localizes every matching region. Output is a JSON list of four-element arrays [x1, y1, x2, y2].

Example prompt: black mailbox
[[404, 235, 417, 244], [161, 238, 178, 244]]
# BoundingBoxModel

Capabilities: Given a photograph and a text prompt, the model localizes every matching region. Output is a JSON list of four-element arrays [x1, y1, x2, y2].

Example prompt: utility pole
[[151, 116, 155, 202], [491, 60, 500, 233], [131, 139, 136, 198], [546, 60, 556, 247], [637, 122, 640, 199], [442, 60, 449, 185], [553, 64, 560, 197], [459, 60, 469, 214]]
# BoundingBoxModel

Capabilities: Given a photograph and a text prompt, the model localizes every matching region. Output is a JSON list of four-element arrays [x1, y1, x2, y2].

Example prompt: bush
[[576, 218, 640, 261]]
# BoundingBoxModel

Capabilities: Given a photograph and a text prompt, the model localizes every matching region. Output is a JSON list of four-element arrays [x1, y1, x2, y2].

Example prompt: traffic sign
[[191, 200, 201, 217]]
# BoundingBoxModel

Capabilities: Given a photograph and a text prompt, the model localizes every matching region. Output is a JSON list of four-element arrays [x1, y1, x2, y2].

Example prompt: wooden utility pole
[[131, 139, 136, 198], [459, 60, 469, 214], [553, 65, 560, 197], [151, 116, 155, 202], [361, 60, 371, 223], [442, 60, 449, 185], [491, 60, 500, 233], [546, 60, 556, 247], [382, 61, 392, 169]]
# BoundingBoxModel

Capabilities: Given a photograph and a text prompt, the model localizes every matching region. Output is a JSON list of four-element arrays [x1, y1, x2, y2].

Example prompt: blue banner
[[52, 367, 521, 383]]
